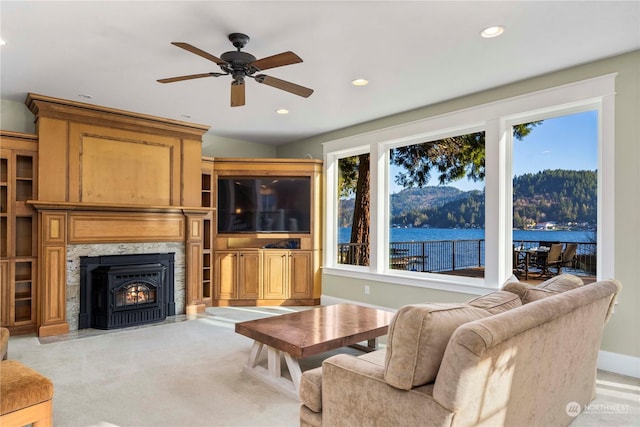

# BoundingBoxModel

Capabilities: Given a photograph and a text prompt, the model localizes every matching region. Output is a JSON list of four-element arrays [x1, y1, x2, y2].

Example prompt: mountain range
[[339, 169, 597, 229]]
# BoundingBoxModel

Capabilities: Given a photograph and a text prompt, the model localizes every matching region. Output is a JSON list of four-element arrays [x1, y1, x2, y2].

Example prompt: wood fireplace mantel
[[23, 94, 212, 336], [28, 200, 212, 215]]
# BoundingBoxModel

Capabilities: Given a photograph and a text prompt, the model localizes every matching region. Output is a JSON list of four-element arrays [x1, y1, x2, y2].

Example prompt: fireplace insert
[[79, 253, 175, 330]]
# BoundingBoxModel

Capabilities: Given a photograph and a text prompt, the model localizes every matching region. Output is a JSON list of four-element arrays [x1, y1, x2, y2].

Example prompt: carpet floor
[[5, 306, 640, 427]]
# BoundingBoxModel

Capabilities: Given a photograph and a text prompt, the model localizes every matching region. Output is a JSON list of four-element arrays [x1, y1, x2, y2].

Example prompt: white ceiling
[[1, 1, 638, 145]]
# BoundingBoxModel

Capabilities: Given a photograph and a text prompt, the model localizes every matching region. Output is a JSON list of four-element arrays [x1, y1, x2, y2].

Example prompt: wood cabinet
[[205, 158, 322, 306], [0, 131, 38, 334], [238, 251, 262, 299], [214, 250, 261, 301], [263, 250, 313, 300]]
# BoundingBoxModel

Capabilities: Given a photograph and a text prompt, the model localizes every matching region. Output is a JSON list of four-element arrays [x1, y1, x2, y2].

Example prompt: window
[[511, 111, 598, 280], [388, 132, 486, 278], [337, 153, 370, 267], [324, 74, 615, 293]]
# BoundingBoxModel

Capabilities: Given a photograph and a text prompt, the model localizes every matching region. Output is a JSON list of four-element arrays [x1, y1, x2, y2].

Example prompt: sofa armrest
[[320, 354, 453, 427]]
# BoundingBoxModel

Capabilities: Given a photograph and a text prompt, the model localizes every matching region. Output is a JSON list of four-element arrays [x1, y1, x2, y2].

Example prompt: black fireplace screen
[[116, 282, 157, 307], [79, 253, 175, 330]]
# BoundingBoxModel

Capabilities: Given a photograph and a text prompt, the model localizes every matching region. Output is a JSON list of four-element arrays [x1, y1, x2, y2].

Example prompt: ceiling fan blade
[[254, 75, 314, 98], [157, 72, 225, 83], [171, 42, 228, 65], [250, 51, 302, 71], [231, 81, 245, 107]]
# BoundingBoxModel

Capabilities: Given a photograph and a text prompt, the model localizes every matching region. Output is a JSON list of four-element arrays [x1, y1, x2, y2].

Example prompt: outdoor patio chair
[[561, 243, 578, 272], [538, 243, 564, 278]]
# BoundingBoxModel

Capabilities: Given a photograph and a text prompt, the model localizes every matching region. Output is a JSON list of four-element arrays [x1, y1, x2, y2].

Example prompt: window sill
[[322, 266, 499, 296]]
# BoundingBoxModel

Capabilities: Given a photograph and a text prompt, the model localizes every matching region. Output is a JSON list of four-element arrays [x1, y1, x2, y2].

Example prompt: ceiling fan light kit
[[158, 33, 314, 107]]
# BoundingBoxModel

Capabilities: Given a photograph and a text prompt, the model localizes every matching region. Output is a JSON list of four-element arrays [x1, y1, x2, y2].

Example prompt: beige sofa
[[299, 275, 621, 427]]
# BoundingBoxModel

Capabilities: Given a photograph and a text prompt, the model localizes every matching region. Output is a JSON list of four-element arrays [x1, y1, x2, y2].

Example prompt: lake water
[[339, 227, 595, 244]]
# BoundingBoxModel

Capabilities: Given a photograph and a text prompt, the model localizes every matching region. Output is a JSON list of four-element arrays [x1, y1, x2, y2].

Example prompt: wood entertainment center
[[202, 158, 322, 307], [0, 94, 322, 337]]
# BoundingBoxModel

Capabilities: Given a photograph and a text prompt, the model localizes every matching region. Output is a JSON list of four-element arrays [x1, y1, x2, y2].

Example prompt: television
[[217, 177, 311, 233]]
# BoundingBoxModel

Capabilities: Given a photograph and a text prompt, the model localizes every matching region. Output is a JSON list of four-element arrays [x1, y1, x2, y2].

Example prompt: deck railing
[[337, 239, 596, 276]]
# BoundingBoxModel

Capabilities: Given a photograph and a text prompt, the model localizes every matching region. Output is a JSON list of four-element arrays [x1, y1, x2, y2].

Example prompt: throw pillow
[[502, 273, 584, 304], [501, 281, 556, 303], [538, 273, 584, 293], [467, 290, 522, 314], [384, 303, 490, 390]]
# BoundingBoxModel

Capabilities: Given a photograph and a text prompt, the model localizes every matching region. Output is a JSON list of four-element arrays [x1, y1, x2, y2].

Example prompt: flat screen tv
[[217, 177, 311, 233]]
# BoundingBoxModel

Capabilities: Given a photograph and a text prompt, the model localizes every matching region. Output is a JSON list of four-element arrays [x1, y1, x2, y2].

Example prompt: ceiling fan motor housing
[[220, 51, 257, 80]]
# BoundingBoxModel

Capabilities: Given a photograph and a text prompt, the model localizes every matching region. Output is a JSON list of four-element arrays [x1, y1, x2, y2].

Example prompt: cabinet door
[[214, 251, 237, 299], [238, 251, 261, 299], [289, 251, 313, 299], [263, 251, 288, 299]]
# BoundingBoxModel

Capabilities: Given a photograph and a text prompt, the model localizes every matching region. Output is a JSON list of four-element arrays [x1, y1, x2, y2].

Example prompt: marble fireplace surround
[[66, 242, 186, 331]]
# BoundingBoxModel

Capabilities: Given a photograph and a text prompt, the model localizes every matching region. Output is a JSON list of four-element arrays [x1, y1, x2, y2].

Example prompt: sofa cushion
[[384, 303, 490, 390], [299, 366, 323, 413], [467, 291, 522, 314], [300, 349, 386, 413], [502, 274, 583, 304]]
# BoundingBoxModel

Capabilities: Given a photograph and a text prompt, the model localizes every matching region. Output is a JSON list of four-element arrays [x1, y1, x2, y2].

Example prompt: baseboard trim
[[321, 295, 395, 313], [321, 295, 640, 379], [598, 350, 640, 379]]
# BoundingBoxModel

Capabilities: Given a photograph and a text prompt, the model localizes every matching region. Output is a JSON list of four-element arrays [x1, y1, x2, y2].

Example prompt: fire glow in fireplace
[[79, 253, 175, 330]]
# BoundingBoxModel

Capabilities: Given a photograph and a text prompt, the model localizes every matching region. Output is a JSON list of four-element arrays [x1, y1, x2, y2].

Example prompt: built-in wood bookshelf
[[0, 131, 39, 334], [201, 159, 215, 307]]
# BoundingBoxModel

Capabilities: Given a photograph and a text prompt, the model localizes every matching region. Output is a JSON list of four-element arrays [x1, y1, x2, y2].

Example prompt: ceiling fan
[[158, 33, 314, 107]]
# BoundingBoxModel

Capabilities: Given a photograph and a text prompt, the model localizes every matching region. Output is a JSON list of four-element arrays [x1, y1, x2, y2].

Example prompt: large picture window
[[388, 132, 486, 278], [511, 111, 598, 281], [323, 75, 615, 293]]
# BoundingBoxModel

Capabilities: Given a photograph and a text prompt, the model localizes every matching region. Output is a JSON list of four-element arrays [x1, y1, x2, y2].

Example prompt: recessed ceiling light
[[180, 114, 192, 119], [78, 94, 92, 99], [0, 39, 6, 46], [481, 26, 504, 38], [276, 108, 289, 115], [352, 78, 369, 86]]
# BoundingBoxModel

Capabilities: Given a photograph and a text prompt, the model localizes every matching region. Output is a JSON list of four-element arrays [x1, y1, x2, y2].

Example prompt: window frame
[[323, 74, 616, 294]]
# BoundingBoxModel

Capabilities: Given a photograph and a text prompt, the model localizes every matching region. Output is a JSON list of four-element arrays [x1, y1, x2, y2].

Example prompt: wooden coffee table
[[235, 304, 394, 398]]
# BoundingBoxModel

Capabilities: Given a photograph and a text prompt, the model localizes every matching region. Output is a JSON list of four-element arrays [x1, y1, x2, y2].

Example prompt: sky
[[389, 110, 598, 194]]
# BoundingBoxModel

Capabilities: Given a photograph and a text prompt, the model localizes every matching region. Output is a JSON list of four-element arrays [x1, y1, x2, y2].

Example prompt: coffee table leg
[[283, 353, 302, 393], [267, 346, 282, 378], [350, 337, 379, 353], [242, 342, 301, 399], [247, 341, 264, 368]]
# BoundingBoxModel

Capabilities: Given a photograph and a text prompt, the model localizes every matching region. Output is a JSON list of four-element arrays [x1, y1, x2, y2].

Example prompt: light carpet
[[5, 306, 640, 427], [8, 307, 312, 427]]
